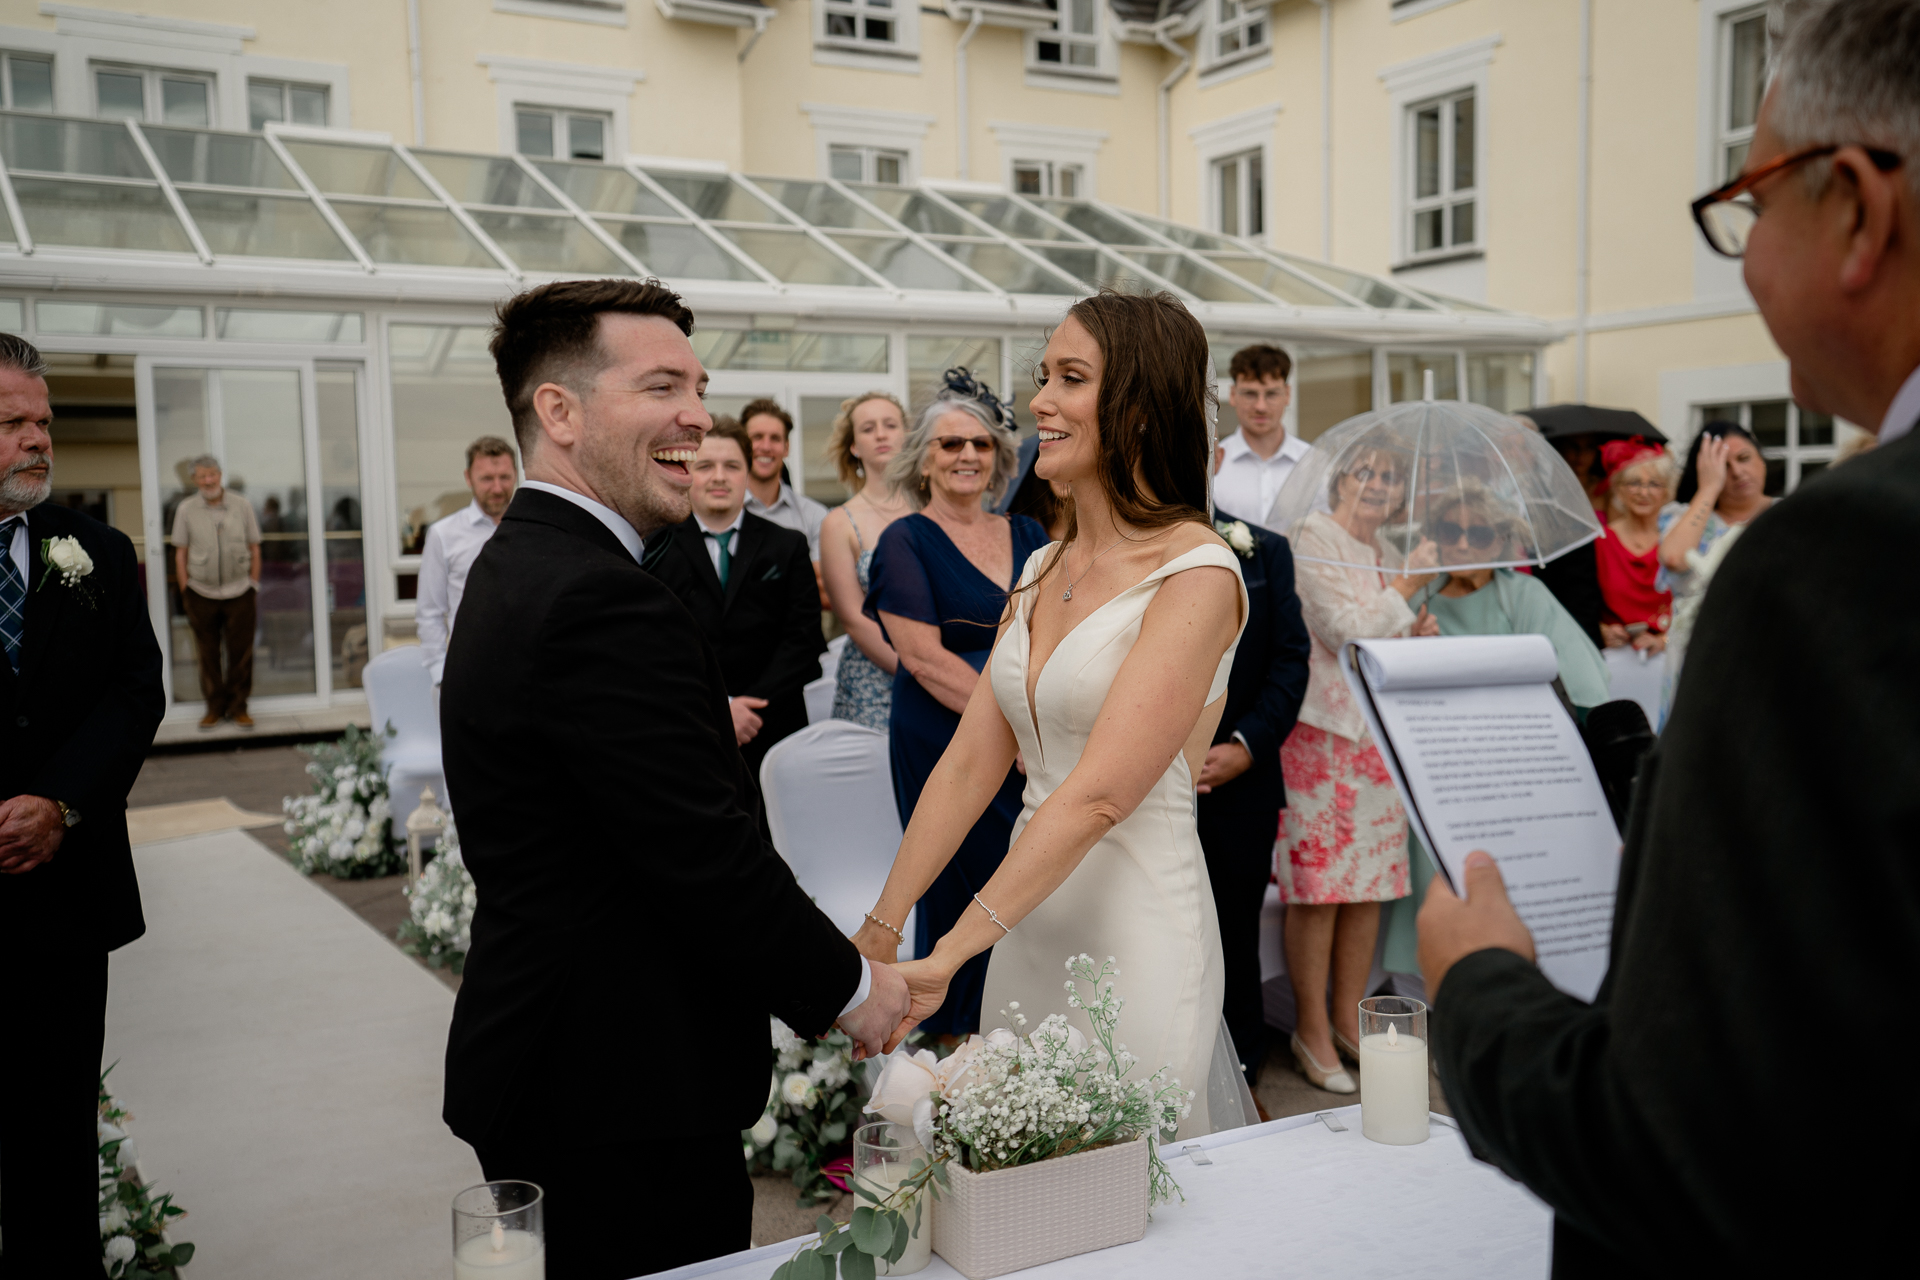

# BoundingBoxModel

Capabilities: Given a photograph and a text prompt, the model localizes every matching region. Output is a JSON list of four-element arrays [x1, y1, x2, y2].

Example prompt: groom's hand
[[838, 961, 912, 1061]]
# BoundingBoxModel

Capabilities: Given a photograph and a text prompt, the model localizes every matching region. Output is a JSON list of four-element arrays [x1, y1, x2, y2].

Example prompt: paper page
[[1356, 634, 1561, 692], [1343, 639, 1620, 1003]]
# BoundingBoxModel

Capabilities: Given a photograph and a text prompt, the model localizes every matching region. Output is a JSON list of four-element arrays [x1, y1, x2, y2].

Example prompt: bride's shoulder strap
[[1015, 542, 1056, 590], [1146, 540, 1249, 628]]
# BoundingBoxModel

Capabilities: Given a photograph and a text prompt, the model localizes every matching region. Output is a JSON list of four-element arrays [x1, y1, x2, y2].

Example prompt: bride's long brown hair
[[1027, 290, 1217, 593]]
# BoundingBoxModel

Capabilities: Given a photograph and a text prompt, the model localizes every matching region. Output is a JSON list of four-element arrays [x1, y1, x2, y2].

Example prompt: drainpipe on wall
[[1153, 18, 1191, 220], [1312, 0, 1331, 260], [738, 10, 774, 62], [406, 0, 426, 146], [1574, 0, 1594, 400], [954, 8, 984, 179]]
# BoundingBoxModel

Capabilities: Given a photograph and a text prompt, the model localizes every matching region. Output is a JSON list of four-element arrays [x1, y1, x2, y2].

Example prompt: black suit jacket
[[440, 489, 860, 1149], [642, 512, 824, 765], [1433, 427, 1920, 1273], [0, 503, 163, 952], [1198, 510, 1312, 821]]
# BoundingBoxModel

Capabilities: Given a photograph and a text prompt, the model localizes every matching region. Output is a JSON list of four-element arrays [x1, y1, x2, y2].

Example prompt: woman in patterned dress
[[820, 392, 912, 730], [1278, 447, 1439, 1092]]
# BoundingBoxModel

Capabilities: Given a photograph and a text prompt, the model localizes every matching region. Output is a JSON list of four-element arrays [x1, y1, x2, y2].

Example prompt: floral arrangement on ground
[[745, 1016, 896, 1205], [773, 954, 1192, 1279], [282, 723, 403, 879], [397, 815, 474, 973], [99, 1069, 195, 1279]]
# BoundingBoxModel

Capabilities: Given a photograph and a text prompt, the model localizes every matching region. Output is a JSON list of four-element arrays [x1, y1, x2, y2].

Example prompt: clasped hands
[[0, 795, 65, 875], [833, 921, 955, 1061]]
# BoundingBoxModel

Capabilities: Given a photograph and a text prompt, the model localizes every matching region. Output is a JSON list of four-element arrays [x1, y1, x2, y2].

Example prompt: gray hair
[[886, 395, 1020, 511], [1773, 0, 1920, 199], [188, 454, 221, 475], [0, 332, 47, 380]]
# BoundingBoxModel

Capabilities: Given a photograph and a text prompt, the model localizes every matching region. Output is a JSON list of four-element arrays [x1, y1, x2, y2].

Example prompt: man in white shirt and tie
[[417, 436, 517, 685], [1212, 344, 1313, 530]]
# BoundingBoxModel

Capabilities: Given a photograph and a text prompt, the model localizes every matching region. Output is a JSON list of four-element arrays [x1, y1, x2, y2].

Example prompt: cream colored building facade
[[0, 0, 1824, 724]]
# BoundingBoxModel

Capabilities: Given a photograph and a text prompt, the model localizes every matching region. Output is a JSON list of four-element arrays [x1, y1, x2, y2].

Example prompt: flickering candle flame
[[491, 1221, 506, 1253], [1387, 1023, 1398, 1047]]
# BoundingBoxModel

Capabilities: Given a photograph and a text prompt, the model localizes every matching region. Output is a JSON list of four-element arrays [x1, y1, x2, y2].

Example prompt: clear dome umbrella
[[1264, 398, 1603, 576]]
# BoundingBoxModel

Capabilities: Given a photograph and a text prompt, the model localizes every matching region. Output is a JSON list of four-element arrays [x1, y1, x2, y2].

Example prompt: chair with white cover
[[760, 719, 913, 961], [361, 645, 445, 840], [804, 634, 850, 725]]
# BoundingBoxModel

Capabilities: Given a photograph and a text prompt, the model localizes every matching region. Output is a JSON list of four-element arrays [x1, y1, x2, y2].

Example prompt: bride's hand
[[881, 958, 954, 1053], [852, 919, 903, 967]]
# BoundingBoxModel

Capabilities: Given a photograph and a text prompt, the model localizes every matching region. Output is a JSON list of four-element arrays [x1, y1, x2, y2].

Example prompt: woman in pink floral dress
[[1278, 448, 1438, 1092]]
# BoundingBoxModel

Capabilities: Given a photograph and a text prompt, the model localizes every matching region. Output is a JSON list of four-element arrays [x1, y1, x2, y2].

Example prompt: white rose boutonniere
[[38, 535, 100, 608], [1214, 518, 1257, 559]]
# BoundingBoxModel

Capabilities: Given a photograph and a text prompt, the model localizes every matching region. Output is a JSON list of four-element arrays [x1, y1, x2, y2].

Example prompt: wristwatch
[[53, 800, 81, 828]]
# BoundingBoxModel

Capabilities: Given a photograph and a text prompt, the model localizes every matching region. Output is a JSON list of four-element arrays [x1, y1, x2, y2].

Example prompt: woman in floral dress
[[1278, 447, 1438, 1093], [820, 392, 912, 730]]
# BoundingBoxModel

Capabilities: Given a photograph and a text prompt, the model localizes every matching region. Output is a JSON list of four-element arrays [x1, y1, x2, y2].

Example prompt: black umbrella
[[1519, 403, 1667, 445]]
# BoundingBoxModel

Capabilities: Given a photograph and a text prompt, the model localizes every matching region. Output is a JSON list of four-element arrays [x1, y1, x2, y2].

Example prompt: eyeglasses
[[1691, 143, 1903, 258], [1615, 478, 1666, 492], [935, 435, 995, 454], [1431, 520, 1499, 549]]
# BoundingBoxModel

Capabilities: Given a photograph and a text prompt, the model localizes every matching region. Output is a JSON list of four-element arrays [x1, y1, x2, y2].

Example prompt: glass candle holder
[[853, 1119, 933, 1275], [1358, 996, 1430, 1146], [452, 1181, 545, 1279]]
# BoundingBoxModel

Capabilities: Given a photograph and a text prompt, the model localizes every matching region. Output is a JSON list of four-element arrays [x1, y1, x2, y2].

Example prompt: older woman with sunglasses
[[1276, 447, 1439, 1093], [862, 373, 1049, 1037]]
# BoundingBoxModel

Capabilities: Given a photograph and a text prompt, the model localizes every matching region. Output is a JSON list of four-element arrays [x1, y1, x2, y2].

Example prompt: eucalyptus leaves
[[772, 1157, 946, 1280]]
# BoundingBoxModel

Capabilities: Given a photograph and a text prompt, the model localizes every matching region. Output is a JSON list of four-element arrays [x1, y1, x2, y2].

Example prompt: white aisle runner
[[103, 828, 480, 1280], [662, 1108, 1552, 1280]]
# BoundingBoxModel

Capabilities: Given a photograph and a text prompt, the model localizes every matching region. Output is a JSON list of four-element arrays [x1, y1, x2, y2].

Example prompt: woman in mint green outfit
[[1382, 478, 1609, 976]]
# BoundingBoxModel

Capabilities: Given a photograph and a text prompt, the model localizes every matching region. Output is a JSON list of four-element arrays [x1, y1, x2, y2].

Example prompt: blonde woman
[[819, 391, 912, 729]]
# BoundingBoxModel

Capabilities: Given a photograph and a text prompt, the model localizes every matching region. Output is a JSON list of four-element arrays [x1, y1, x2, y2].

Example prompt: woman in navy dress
[[864, 371, 1048, 1036]]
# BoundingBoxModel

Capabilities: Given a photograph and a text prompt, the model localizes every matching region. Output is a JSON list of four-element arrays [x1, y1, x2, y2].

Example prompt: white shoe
[[1291, 1034, 1357, 1094]]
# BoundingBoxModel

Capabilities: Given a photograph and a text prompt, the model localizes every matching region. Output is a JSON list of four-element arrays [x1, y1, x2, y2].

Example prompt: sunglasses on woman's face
[[1346, 466, 1399, 486], [1433, 520, 1498, 549], [935, 435, 994, 454]]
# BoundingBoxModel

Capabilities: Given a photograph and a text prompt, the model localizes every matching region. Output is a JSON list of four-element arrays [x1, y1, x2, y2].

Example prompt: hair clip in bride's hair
[[942, 366, 1012, 430]]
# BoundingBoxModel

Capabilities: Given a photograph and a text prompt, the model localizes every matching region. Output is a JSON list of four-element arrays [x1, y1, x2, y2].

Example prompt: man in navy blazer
[[1195, 505, 1311, 1087]]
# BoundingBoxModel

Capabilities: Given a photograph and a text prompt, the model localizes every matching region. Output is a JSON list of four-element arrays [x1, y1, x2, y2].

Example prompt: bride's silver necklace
[[1061, 535, 1122, 602]]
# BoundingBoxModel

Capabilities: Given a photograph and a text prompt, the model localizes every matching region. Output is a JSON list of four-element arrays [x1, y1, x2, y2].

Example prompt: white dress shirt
[[1212, 430, 1313, 529], [696, 507, 745, 578], [416, 500, 501, 685], [745, 483, 826, 560], [1881, 363, 1920, 445], [519, 479, 873, 1015]]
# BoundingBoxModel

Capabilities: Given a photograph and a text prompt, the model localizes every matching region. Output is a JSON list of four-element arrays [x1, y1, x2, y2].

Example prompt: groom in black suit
[[1194, 505, 1310, 1086], [441, 279, 910, 1280], [643, 417, 824, 791], [0, 334, 165, 1278]]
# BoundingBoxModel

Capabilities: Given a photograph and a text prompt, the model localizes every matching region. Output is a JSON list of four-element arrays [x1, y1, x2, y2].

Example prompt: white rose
[[1031, 1023, 1088, 1057], [863, 1047, 939, 1126], [780, 1071, 816, 1108], [932, 1035, 991, 1100], [100, 1202, 129, 1233], [47, 535, 93, 577], [748, 1113, 779, 1148], [911, 1094, 937, 1152], [983, 1027, 1019, 1049], [104, 1235, 137, 1267]]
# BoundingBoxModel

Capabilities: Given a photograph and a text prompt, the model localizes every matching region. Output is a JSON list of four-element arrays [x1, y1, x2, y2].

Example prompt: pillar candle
[[854, 1160, 932, 1275], [453, 1223, 545, 1280], [1358, 1023, 1430, 1145]]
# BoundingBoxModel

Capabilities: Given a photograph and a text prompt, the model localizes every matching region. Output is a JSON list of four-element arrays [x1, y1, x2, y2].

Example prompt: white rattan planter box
[[930, 1136, 1149, 1279]]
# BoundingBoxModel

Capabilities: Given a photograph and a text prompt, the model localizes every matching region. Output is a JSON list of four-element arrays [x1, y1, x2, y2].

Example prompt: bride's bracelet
[[973, 894, 1013, 935], [864, 912, 906, 944]]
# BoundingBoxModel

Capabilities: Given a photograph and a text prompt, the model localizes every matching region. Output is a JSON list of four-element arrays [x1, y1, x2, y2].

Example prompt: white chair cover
[[362, 645, 444, 839], [759, 719, 914, 960], [1601, 645, 1666, 731], [805, 635, 849, 724]]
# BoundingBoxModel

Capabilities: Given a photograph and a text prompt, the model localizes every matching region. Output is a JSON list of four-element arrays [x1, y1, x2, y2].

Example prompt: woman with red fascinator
[[1593, 437, 1676, 653]]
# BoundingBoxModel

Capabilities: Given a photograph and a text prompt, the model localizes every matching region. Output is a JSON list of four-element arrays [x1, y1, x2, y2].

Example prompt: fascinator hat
[[941, 367, 1012, 429]]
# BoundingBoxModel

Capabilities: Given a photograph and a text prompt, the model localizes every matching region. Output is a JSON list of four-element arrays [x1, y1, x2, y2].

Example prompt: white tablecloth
[[650, 1107, 1552, 1280]]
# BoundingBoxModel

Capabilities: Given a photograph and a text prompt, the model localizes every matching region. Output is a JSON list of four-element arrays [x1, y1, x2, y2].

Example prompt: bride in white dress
[[851, 292, 1250, 1136]]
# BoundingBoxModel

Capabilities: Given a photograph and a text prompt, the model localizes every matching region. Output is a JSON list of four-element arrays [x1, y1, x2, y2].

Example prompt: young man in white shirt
[[1212, 344, 1312, 530], [740, 398, 829, 607], [417, 436, 517, 685]]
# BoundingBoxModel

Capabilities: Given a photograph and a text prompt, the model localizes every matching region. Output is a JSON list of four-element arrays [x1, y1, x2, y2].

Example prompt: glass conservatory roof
[[0, 112, 1548, 341]]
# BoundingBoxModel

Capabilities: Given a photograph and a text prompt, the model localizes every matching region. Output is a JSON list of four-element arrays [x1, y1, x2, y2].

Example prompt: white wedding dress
[[982, 542, 1253, 1139]]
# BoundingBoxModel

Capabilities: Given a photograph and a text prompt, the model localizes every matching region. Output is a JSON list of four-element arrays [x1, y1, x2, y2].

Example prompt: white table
[[652, 1107, 1552, 1280]]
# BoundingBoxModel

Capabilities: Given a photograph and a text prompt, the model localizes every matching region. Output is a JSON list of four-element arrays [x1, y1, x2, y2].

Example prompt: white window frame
[[513, 105, 613, 161], [0, 49, 54, 111], [1712, 4, 1768, 184], [1010, 159, 1083, 198], [1691, 1, 1767, 301], [804, 103, 934, 185], [478, 55, 641, 163], [493, 0, 629, 27], [813, 0, 921, 73], [1402, 88, 1477, 262], [1027, 0, 1114, 84], [1380, 35, 1498, 270], [1210, 147, 1264, 239], [1188, 102, 1279, 243], [990, 120, 1105, 201], [1657, 360, 1866, 495], [246, 77, 331, 132], [1202, 0, 1271, 72], [829, 144, 908, 185], [1691, 397, 1839, 495], [91, 62, 218, 126]]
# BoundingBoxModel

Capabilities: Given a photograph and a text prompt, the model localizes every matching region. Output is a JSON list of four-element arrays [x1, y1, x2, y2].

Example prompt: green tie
[[705, 529, 731, 587]]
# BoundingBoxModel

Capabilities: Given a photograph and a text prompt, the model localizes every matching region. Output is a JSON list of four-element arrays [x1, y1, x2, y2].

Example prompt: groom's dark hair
[[491, 278, 696, 454]]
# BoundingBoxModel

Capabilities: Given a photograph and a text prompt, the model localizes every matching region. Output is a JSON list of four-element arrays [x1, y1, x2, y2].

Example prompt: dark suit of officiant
[[642, 512, 824, 790], [0, 502, 163, 1280], [441, 487, 862, 1280], [1195, 510, 1310, 1085], [1433, 425, 1920, 1274]]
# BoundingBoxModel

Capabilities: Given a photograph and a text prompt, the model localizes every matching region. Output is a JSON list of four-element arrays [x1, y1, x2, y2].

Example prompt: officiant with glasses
[[440, 278, 910, 1280]]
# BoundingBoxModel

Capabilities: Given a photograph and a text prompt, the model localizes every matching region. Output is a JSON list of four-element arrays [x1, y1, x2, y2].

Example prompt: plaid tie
[[0, 517, 24, 672]]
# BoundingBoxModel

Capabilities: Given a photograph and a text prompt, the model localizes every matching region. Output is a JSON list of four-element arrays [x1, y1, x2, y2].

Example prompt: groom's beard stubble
[[0, 454, 51, 513], [579, 425, 691, 542]]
